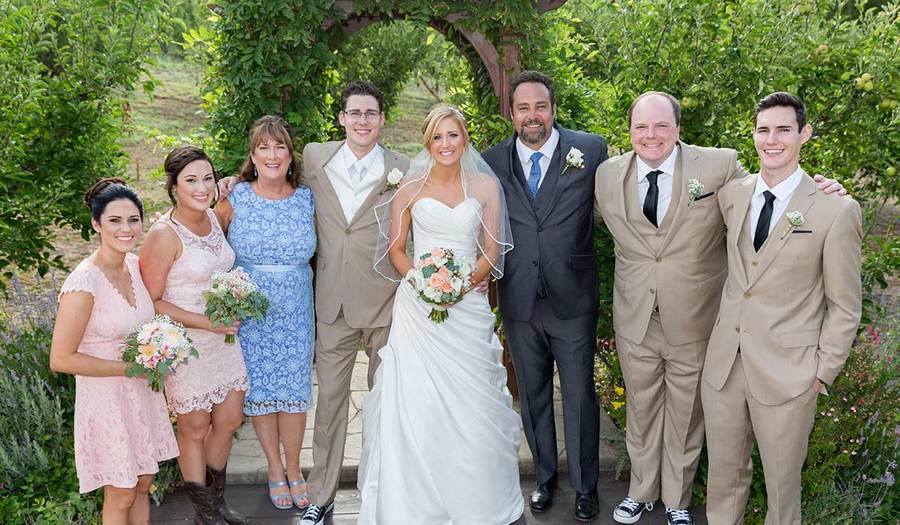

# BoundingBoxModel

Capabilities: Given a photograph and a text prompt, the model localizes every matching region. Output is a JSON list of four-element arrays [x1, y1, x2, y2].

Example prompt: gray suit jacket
[[483, 125, 608, 321]]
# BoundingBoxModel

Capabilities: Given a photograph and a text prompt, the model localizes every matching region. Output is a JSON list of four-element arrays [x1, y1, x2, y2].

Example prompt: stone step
[[226, 352, 621, 485]]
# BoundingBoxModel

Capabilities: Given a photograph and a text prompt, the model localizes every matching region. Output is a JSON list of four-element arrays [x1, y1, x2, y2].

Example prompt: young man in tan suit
[[594, 93, 843, 525], [298, 82, 409, 525], [702, 92, 861, 525]]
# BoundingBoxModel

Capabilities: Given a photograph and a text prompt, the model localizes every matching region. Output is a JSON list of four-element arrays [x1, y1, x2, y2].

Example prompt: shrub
[[0, 0, 167, 280], [0, 276, 180, 522]]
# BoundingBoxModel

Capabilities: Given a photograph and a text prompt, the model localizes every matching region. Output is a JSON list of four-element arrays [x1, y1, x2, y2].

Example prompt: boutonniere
[[381, 168, 404, 194], [560, 147, 585, 175], [780, 210, 806, 239], [687, 178, 704, 205]]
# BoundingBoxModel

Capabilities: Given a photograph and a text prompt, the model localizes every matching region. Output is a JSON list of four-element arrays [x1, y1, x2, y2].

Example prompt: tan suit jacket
[[594, 143, 744, 346], [301, 141, 410, 328], [705, 173, 862, 406]]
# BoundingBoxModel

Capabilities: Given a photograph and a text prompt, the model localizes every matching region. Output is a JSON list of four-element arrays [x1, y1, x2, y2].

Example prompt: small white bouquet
[[203, 267, 269, 344], [406, 248, 474, 323], [122, 315, 198, 392]]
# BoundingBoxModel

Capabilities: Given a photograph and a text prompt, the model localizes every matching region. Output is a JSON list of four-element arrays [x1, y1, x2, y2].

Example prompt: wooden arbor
[[323, 1, 568, 118]]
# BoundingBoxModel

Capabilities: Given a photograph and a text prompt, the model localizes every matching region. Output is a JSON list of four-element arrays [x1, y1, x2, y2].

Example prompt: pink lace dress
[[157, 210, 249, 414], [61, 253, 179, 493]]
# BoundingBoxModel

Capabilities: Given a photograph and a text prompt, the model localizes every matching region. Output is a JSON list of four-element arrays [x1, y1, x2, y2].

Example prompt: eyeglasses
[[343, 110, 381, 122]]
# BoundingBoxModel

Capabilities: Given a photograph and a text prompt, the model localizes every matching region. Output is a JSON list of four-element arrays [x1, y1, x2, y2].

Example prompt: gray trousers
[[504, 296, 600, 494]]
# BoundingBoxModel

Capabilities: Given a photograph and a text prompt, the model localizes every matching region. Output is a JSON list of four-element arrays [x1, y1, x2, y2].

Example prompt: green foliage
[[202, 1, 343, 175], [0, 318, 100, 523], [0, 0, 166, 279], [0, 277, 181, 521], [329, 21, 430, 124]]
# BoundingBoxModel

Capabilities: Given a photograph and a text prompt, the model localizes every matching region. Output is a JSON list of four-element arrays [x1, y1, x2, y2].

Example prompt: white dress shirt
[[749, 166, 804, 244], [636, 146, 678, 224], [325, 142, 385, 223], [515, 127, 560, 191]]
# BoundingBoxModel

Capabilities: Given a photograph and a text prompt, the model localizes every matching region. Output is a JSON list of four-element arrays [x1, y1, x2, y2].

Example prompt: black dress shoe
[[529, 477, 557, 513], [574, 489, 599, 522]]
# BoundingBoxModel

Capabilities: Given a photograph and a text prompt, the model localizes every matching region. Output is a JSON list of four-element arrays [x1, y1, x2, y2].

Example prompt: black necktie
[[642, 170, 661, 227], [753, 190, 777, 252]]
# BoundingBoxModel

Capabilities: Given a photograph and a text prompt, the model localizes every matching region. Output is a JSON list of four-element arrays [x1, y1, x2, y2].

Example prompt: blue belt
[[234, 261, 306, 273]]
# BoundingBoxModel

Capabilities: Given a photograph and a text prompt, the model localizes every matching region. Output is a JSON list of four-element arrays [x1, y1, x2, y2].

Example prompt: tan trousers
[[307, 312, 389, 506], [701, 355, 817, 525], [617, 313, 706, 509]]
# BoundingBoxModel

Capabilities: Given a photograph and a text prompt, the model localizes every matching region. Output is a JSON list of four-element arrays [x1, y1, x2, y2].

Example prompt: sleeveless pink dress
[[157, 209, 249, 414], [61, 253, 179, 493]]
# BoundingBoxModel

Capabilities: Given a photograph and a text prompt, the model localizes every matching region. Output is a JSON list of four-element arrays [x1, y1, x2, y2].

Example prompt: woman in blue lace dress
[[215, 115, 316, 511]]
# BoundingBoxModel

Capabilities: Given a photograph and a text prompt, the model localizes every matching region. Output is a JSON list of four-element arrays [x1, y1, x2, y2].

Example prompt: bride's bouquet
[[122, 315, 198, 392], [203, 267, 269, 344], [407, 248, 474, 323]]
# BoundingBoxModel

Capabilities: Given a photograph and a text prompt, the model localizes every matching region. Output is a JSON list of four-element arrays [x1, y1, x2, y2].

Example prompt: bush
[[0, 276, 180, 522], [0, 0, 167, 280]]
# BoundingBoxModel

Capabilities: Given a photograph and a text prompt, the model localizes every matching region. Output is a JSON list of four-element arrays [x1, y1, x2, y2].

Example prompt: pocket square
[[694, 191, 714, 201], [791, 229, 813, 234]]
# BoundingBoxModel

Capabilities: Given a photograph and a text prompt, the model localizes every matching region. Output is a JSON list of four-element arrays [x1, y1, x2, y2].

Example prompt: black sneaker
[[666, 507, 694, 525], [613, 496, 654, 524], [298, 500, 334, 525]]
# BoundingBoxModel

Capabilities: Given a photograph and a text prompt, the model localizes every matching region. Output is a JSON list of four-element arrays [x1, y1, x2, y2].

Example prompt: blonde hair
[[421, 104, 470, 149]]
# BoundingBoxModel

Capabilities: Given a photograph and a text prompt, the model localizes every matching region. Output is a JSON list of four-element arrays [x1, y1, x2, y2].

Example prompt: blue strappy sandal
[[289, 477, 311, 509], [267, 478, 293, 510]]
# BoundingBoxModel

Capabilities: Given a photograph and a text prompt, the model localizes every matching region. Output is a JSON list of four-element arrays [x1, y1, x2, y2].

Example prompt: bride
[[358, 105, 524, 524]]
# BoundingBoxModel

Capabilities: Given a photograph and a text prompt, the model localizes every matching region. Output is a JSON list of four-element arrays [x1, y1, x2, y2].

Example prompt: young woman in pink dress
[[139, 146, 250, 525], [50, 178, 179, 524]]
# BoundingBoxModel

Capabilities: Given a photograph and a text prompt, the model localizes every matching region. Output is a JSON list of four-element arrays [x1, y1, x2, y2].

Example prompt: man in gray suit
[[482, 70, 609, 522]]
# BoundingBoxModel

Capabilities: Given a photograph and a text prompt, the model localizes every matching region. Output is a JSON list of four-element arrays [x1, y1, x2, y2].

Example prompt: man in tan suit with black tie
[[593, 93, 843, 525], [595, 92, 743, 525], [298, 82, 409, 525], [702, 92, 861, 525]]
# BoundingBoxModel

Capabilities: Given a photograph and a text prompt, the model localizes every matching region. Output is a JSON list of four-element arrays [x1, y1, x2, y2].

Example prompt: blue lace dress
[[227, 182, 316, 415]]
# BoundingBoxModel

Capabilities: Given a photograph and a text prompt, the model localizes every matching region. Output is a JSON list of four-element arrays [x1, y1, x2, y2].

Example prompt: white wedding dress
[[358, 197, 524, 525]]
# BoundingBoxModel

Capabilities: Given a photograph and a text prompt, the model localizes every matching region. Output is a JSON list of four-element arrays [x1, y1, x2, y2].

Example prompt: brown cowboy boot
[[207, 464, 250, 525], [184, 480, 227, 525]]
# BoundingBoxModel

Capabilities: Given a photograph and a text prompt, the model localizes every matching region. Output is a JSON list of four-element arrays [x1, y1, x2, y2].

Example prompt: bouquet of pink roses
[[203, 267, 269, 344], [406, 247, 474, 323], [122, 315, 198, 392]]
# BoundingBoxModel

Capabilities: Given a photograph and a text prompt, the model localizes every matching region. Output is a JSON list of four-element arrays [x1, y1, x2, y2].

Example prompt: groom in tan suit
[[298, 82, 409, 525], [702, 92, 861, 525]]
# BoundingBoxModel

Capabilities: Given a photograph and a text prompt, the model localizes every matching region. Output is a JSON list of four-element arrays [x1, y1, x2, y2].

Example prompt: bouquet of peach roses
[[203, 267, 269, 344], [122, 315, 198, 392], [406, 247, 474, 323]]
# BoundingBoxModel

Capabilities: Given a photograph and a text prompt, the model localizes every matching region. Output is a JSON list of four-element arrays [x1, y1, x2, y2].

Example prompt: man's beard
[[519, 119, 548, 145]]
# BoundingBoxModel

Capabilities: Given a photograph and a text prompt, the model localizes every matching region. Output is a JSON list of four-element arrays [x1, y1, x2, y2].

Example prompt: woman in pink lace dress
[[139, 147, 250, 525], [50, 178, 179, 524]]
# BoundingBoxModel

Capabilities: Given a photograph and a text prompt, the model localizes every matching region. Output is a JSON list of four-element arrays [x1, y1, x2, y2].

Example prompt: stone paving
[[227, 351, 620, 484]]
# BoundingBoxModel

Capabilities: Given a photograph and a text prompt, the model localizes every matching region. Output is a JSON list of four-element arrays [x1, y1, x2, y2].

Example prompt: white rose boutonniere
[[561, 147, 585, 175], [381, 168, 404, 194], [781, 210, 806, 239], [688, 178, 704, 201]]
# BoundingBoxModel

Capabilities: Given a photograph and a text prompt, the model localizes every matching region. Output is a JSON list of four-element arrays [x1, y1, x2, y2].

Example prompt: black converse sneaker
[[613, 496, 654, 524], [666, 507, 694, 525], [298, 500, 335, 525]]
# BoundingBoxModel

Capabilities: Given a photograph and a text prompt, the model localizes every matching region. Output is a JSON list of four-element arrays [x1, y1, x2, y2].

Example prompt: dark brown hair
[[340, 81, 384, 112], [163, 146, 216, 206], [628, 91, 682, 127], [756, 91, 807, 129], [238, 115, 299, 188], [508, 70, 557, 110], [84, 178, 144, 221]]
